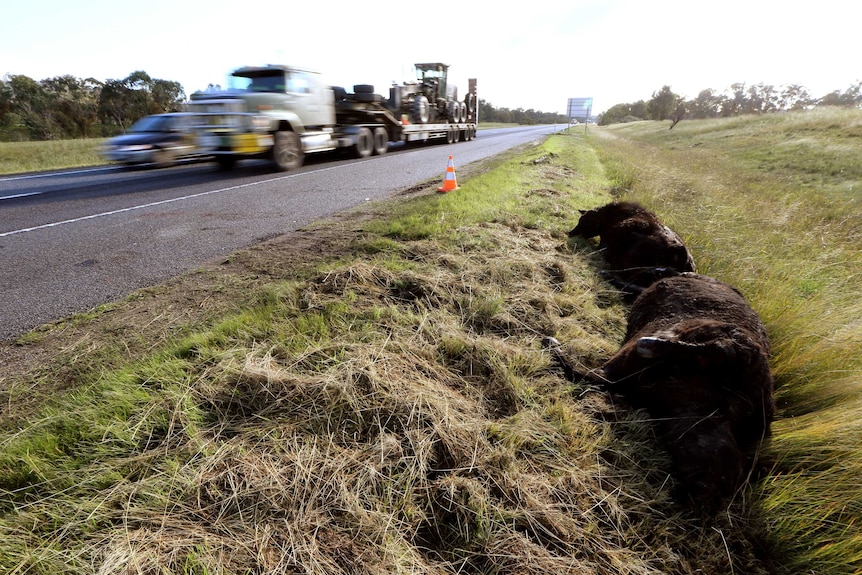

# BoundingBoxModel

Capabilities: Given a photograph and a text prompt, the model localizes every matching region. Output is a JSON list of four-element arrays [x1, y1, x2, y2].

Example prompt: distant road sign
[[567, 97, 593, 121]]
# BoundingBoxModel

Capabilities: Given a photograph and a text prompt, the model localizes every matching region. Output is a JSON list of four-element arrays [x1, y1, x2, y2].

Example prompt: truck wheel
[[460, 102, 468, 124], [353, 127, 373, 158], [372, 127, 388, 155], [354, 84, 375, 94], [272, 131, 304, 171], [412, 96, 430, 124]]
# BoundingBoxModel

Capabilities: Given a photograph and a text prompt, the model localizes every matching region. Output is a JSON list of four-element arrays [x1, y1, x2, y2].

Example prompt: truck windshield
[[230, 73, 286, 93]]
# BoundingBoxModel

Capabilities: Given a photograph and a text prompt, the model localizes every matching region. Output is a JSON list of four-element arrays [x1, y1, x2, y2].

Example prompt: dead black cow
[[547, 273, 773, 513], [568, 201, 696, 291]]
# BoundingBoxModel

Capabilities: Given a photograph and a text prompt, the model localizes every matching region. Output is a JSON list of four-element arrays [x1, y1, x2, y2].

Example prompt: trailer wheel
[[412, 96, 430, 124], [353, 127, 374, 158], [272, 131, 304, 171], [372, 127, 388, 155], [354, 84, 375, 94], [459, 102, 468, 124]]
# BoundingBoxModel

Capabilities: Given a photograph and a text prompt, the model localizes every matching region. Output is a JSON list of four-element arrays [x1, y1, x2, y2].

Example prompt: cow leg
[[542, 336, 607, 384]]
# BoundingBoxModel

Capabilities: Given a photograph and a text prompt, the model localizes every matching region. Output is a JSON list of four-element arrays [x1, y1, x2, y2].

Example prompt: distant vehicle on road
[[102, 113, 205, 168]]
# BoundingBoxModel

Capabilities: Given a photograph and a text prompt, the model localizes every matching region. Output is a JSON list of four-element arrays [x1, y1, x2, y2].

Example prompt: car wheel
[[152, 148, 175, 168]]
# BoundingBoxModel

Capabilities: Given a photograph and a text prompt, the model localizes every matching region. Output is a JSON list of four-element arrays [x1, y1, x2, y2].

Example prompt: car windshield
[[129, 115, 173, 132]]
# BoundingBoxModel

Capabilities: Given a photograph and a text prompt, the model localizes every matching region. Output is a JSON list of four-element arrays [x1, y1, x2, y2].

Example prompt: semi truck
[[186, 63, 478, 171]]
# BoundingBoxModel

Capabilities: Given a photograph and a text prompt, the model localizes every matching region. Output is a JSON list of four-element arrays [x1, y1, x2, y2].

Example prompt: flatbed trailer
[[186, 64, 477, 171]]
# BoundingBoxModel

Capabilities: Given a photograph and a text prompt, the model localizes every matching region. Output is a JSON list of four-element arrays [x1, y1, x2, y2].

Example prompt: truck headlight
[[250, 115, 270, 131]]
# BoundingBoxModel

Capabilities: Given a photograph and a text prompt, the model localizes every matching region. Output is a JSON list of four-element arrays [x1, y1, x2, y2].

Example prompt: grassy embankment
[[0, 138, 106, 174], [0, 109, 860, 574]]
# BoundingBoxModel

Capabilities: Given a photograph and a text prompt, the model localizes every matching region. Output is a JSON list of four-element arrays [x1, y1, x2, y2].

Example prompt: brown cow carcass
[[548, 273, 773, 513], [568, 201, 696, 292]]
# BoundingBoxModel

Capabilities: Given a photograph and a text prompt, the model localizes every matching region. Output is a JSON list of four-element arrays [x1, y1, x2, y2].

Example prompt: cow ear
[[636, 336, 667, 358], [578, 209, 587, 215]]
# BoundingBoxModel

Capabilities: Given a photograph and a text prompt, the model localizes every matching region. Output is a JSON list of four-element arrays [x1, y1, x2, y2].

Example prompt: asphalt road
[[0, 125, 557, 341]]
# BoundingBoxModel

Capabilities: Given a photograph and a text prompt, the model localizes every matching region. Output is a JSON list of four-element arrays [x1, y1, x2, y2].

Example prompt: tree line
[[475, 99, 568, 125], [0, 71, 185, 141], [599, 81, 862, 127]]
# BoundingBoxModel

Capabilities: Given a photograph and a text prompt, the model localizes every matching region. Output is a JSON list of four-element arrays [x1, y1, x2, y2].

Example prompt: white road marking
[[0, 164, 349, 238], [0, 166, 116, 183]]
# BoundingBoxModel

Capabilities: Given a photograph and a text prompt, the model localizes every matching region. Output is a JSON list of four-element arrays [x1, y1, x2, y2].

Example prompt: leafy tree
[[689, 89, 723, 119], [6, 74, 55, 139], [97, 71, 186, 134], [778, 84, 813, 111], [718, 83, 744, 117], [98, 78, 134, 132], [150, 78, 185, 113], [646, 86, 680, 121], [744, 83, 779, 114], [599, 103, 633, 125], [629, 100, 647, 119], [41, 75, 100, 138]]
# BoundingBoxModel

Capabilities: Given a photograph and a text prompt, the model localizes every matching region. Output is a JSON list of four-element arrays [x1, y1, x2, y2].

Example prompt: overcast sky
[[2, 0, 859, 115]]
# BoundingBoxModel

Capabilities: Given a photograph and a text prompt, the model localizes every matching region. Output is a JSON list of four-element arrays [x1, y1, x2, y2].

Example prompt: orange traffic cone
[[437, 155, 459, 193]]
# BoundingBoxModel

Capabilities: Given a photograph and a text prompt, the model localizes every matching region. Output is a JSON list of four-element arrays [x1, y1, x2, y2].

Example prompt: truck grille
[[187, 99, 249, 132]]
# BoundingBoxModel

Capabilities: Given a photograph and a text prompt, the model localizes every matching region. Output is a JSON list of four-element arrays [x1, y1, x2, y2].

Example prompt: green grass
[[1, 111, 861, 574], [0, 138, 106, 174]]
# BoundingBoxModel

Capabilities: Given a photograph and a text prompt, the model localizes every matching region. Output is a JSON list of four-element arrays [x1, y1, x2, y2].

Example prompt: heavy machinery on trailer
[[187, 63, 478, 171]]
